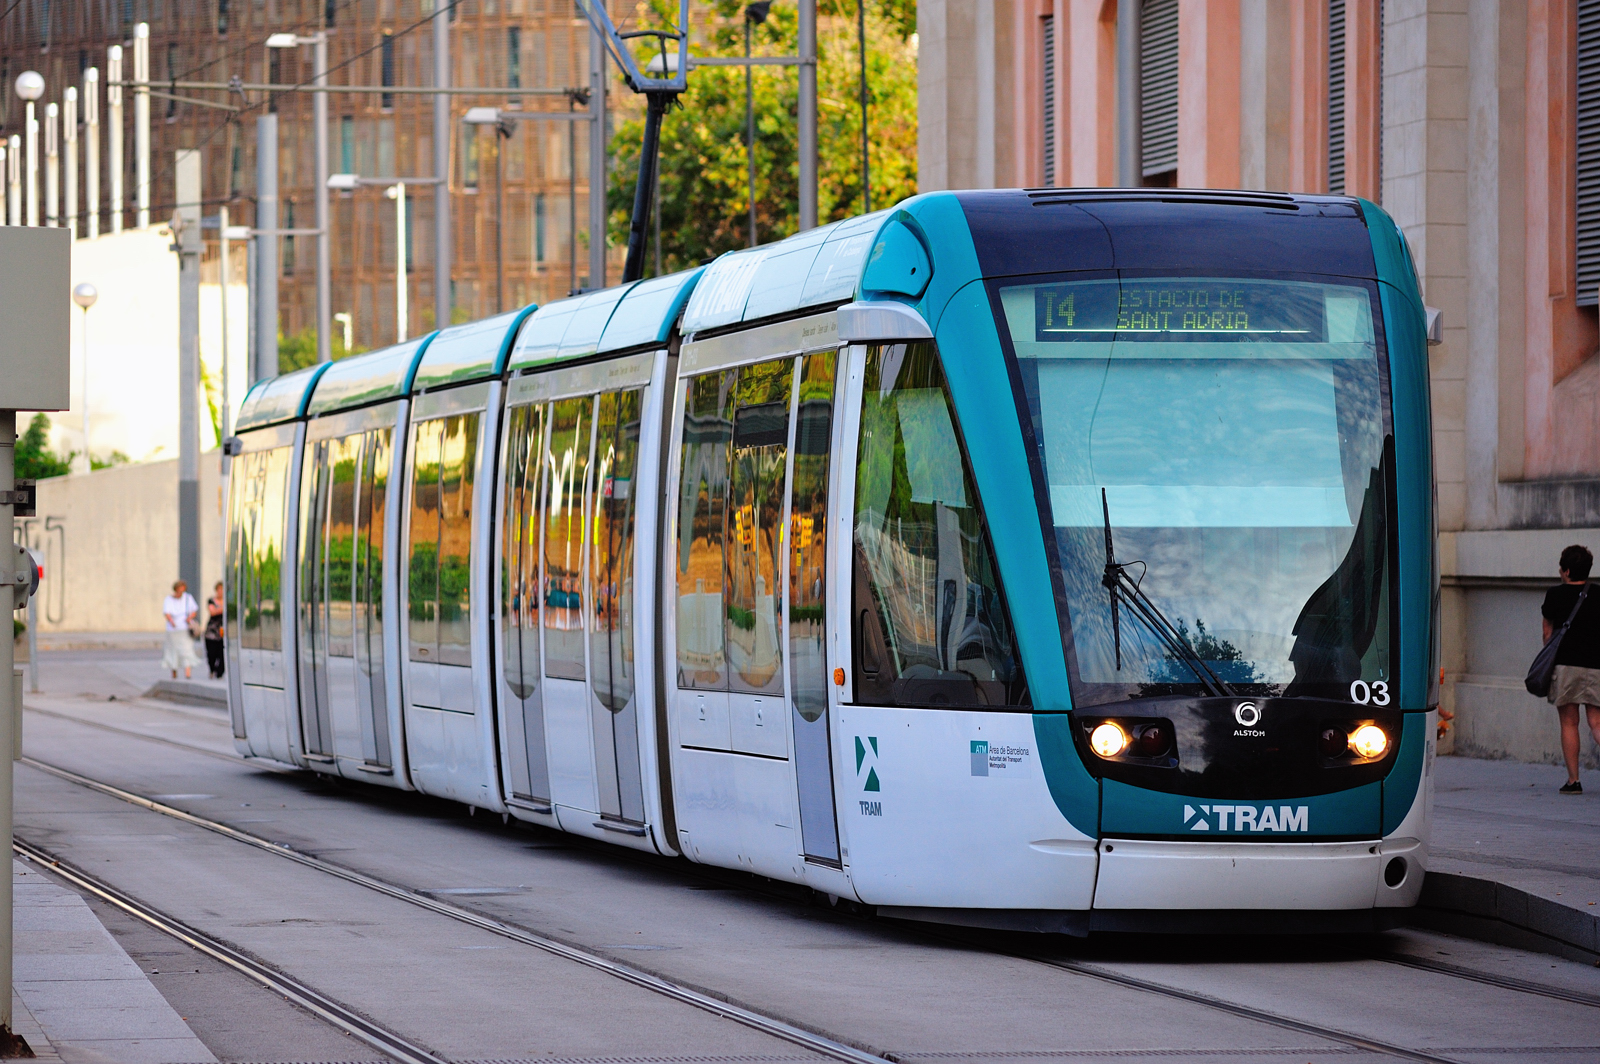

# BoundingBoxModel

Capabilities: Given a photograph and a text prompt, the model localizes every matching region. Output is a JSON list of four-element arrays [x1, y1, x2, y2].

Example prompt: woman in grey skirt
[[1542, 544, 1600, 794]]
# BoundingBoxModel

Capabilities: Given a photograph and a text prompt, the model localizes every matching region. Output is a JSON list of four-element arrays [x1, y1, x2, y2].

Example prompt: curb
[[142, 679, 229, 709], [1412, 870, 1600, 965]]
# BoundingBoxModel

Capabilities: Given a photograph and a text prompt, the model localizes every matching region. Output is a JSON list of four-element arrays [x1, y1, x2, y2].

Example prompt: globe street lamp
[[72, 281, 98, 474], [15, 71, 44, 226]]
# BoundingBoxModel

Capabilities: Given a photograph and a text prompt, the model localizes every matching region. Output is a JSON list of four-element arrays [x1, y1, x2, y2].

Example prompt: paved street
[[11, 648, 1600, 1063]]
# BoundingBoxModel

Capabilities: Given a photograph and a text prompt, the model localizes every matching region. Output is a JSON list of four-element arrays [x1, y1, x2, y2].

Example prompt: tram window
[[591, 389, 643, 710], [408, 419, 444, 664], [676, 370, 734, 689], [356, 430, 391, 706], [727, 360, 792, 695], [324, 435, 362, 659], [437, 415, 478, 668], [239, 446, 292, 654], [299, 440, 332, 674], [852, 342, 1029, 708], [502, 403, 544, 700], [789, 352, 836, 722], [544, 396, 591, 680]]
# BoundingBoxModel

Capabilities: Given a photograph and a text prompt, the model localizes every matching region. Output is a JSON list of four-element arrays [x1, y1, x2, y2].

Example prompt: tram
[[225, 188, 1438, 933]]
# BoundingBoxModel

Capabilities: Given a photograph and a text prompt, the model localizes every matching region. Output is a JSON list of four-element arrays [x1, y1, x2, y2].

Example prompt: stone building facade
[[918, 0, 1600, 767]]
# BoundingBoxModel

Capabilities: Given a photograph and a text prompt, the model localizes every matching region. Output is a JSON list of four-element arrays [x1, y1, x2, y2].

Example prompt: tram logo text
[[855, 736, 880, 793], [1182, 803, 1308, 833]]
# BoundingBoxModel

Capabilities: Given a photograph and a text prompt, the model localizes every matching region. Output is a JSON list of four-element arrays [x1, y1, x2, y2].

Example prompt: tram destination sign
[[1033, 278, 1336, 342]]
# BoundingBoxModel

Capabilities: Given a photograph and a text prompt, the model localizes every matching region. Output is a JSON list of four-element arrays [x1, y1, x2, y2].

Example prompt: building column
[[1288, 0, 1329, 193], [1064, 0, 1116, 187], [1177, 0, 1241, 188]]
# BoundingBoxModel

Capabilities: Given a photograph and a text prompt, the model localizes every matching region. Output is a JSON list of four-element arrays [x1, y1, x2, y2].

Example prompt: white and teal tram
[[226, 189, 1438, 933]]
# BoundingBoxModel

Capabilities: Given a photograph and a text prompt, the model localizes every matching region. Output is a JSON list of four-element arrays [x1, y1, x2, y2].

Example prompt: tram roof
[[679, 210, 890, 335], [410, 304, 540, 392], [234, 361, 332, 432], [506, 267, 704, 373], [301, 333, 437, 418]]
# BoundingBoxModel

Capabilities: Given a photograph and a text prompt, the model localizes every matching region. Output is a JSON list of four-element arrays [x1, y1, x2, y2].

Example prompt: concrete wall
[[14, 452, 226, 633]]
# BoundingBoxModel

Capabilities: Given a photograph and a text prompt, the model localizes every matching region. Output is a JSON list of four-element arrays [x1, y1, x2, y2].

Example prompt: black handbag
[[1526, 584, 1590, 697]]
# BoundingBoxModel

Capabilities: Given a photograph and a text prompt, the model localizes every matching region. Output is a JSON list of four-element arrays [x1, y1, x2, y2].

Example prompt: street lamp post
[[43, 102, 57, 228], [63, 87, 77, 238], [72, 281, 98, 474], [6, 136, 18, 226], [84, 69, 99, 239], [15, 72, 43, 227], [744, 3, 770, 249], [268, 32, 331, 363], [327, 173, 440, 345]]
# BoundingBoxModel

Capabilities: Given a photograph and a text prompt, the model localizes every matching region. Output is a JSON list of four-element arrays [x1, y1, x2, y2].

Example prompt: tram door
[[298, 428, 394, 771], [499, 403, 552, 805], [787, 352, 840, 862], [542, 388, 648, 823], [227, 441, 295, 763], [672, 347, 841, 864]]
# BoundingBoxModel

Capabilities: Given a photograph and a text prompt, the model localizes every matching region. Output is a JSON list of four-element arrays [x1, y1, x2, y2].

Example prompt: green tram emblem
[[855, 737, 882, 816]]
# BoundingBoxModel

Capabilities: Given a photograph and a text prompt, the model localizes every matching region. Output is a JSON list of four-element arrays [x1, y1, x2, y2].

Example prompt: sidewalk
[[1420, 754, 1600, 963], [11, 859, 215, 1063]]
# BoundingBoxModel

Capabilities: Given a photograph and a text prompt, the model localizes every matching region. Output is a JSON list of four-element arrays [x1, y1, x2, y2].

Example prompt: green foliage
[[91, 450, 132, 472], [278, 328, 370, 373], [16, 414, 72, 480], [608, 0, 918, 273], [13, 618, 23, 640]]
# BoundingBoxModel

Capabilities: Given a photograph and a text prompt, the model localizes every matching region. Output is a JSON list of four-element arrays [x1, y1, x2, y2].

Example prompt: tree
[[16, 414, 71, 481], [607, 0, 918, 274]]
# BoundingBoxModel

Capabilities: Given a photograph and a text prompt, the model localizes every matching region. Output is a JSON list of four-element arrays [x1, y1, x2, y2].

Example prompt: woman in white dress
[[162, 580, 202, 679]]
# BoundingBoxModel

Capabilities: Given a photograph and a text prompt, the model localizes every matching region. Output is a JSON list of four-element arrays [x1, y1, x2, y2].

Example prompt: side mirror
[[1425, 306, 1444, 347], [223, 436, 244, 457]]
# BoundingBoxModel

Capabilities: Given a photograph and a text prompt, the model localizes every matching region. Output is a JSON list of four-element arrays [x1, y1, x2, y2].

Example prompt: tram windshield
[[993, 275, 1394, 707]]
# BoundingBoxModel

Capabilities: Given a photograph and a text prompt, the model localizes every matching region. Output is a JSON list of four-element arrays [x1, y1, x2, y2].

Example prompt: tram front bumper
[[1091, 837, 1425, 911]]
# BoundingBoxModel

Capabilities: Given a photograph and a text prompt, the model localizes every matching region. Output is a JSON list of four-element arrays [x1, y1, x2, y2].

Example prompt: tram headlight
[[1089, 722, 1129, 759], [1350, 724, 1389, 759]]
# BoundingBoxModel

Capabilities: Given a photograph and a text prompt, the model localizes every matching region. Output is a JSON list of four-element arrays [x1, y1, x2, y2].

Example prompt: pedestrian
[[204, 581, 226, 679], [1541, 545, 1600, 794], [162, 580, 201, 681]]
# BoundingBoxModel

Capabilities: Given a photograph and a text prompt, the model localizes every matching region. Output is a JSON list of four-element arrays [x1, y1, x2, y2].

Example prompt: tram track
[[16, 755, 894, 1064], [19, 716, 1600, 1064]]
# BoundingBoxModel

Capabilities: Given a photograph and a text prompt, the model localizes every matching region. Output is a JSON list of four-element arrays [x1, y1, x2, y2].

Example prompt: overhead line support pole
[[314, 33, 330, 362], [434, 3, 451, 332], [134, 23, 150, 229], [798, 0, 816, 230]]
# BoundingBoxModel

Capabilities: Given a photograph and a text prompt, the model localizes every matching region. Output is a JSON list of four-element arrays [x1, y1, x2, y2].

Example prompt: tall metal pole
[[494, 134, 504, 313], [63, 89, 77, 238], [134, 23, 150, 229], [1115, 0, 1142, 187], [0, 142, 7, 225], [746, 18, 756, 248], [568, 104, 577, 295], [857, 0, 869, 213], [84, 69, 98, 239], [176, 149, 202, 597], [314, 34, 330, 363], [797, 0, 816, 230], [7, 137, 19, 227], [219, 205, 232, 445], [255, 114, 279, 381], [43, 103, 57, 227], [107, 47, 122, 233], [80, 306, 90, 471], [588, 19, 606, 289], [433, 4, 451, 329], [1, 409, 16, 1043], [246, 235, 258, 383], [391, 184, 408, 340], [25, 101, 37, 226]]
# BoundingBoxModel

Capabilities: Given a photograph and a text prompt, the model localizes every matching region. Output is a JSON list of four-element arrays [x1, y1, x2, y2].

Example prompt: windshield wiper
[[1100, 488, 1234, 698]]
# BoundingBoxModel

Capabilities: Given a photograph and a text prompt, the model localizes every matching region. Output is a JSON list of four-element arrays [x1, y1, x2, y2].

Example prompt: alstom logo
[[1182, 803, 1309, 833]]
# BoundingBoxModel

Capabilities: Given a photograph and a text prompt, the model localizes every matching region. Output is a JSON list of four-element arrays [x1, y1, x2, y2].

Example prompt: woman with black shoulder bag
[[1532, 545, 1600, 794]]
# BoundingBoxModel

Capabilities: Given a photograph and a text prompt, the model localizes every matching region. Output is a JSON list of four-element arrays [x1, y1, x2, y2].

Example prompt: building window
[[509, 27, 522, 107], [1578, 0, 1600, 305], [381, 33, 395, 110], [325, 0, 337, 27], [1328, 0, 1346, 194], [535, 192, 546, 262], [166, 43, 180, 120], [1140, 0, 1179, 185], [463, 124, 479, 189], [341, 116, 353, 173], [1042, 14, 1055, 187], [217, 0, 229, 34], [284, 200, 296, 276]]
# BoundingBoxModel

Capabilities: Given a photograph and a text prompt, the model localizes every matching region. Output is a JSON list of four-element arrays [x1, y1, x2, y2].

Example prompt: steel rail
[[25, 710, 1600, 1018], [1025, 955, 1468, 1064], [17, 755, 894, 1064], [13, 836, 450, 1064]]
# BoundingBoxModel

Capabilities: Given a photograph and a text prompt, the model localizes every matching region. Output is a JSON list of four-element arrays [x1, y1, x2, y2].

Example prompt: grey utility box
[[0, 227, 70, 411]]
